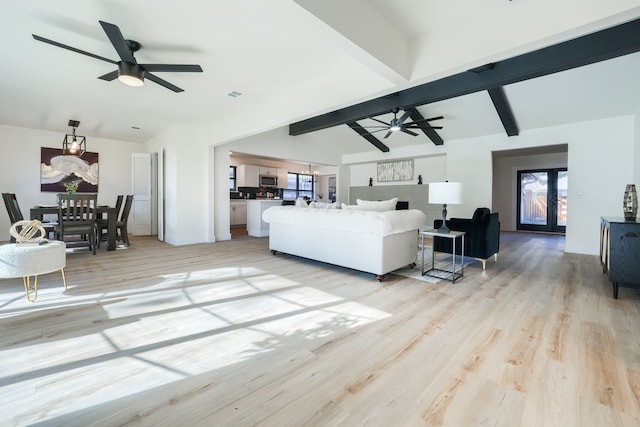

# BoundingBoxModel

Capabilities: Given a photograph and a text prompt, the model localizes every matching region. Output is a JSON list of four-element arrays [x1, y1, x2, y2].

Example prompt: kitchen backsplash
[[232, 187, 283, 199]]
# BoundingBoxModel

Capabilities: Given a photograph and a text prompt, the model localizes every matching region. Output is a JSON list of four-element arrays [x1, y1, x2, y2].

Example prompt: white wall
[[146, 124, 212, 246], [214, 146, 231, 241], [349, 154, 447, 189], [0, 124, 139, 241], [565, 116, 634, 254], [227, 126, 345, 166]]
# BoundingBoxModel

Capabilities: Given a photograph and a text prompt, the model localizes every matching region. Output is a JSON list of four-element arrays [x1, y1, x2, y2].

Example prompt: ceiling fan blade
[[140, 64, 203, 73], [383, 130, 392, 139], [98, 70, 118, 81], [401, 129, 419, 136], [410, 116, 445, 123], [146, 72, 184, 92], [406, 123, 444, 129], [99, 20, 136, 63], [32, 34, 117, 64], [369, 117, 391, 126]]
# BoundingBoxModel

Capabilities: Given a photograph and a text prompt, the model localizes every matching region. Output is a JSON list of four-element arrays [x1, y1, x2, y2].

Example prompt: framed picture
[[40, 147, 99, 193], [377, 159, 414, 182]]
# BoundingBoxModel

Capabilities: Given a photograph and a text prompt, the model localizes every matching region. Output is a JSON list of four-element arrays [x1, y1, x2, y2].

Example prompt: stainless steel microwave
[[259, 175, 278, 187]]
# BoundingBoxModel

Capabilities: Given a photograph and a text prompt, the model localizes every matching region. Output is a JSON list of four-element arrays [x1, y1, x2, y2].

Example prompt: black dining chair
[[55, 193, 98, 254], [2, 193, 55, 242], [95, 195, 123, 246], [97, 194, 133, 248]]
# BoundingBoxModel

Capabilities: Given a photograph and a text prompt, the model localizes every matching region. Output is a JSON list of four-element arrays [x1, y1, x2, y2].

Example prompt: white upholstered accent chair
[[0, 241, 67, 302]]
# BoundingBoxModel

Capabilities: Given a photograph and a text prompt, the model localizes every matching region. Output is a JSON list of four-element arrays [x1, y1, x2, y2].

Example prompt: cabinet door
[[230, 202, 247, 226], [277, 168, 288, 188], [236, 205, 247, 225], [238, 165, 259, 187], [259, 166, 276, 176], [609, 222, 640, 284], [230, 205, 238, 225]]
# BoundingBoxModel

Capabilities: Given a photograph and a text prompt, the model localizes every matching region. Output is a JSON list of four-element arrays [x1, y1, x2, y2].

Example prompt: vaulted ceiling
[[1, 1, 640, 156], [290, 19, 640, 152]]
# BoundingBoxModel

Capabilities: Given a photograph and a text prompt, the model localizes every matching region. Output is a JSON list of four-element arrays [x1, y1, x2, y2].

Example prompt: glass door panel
[[520, 171, 548, 226], [557, 170, 568, 227], [517, 168, 567, 233]]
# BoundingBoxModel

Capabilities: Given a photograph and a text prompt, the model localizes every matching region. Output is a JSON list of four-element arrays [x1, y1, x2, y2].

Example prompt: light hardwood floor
[[1, 232, 639, 426]]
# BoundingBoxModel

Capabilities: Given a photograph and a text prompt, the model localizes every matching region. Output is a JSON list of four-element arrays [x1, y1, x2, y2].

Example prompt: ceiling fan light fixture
[[117, 62, 145, 87], [389, 124, 401, 132]]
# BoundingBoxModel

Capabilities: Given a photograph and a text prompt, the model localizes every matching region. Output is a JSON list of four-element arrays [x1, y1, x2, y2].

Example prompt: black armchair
[[433, 207, 500, 270]]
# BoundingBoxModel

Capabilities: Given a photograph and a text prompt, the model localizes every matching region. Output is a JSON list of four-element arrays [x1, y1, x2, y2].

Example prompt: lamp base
[[436, 224, 450, 233], [437, 204, 450, 233]]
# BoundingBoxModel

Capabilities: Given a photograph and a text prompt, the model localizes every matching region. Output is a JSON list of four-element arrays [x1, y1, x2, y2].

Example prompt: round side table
[[0, 241, 67, 302]]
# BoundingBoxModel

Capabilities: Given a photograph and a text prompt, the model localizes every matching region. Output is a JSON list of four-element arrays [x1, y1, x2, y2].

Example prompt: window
[[283, 172, 314, 201], [229, 166, 237, 190]]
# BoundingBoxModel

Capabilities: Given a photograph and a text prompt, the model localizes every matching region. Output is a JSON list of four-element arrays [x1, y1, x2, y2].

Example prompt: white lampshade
[[429, 182, 462, 204]]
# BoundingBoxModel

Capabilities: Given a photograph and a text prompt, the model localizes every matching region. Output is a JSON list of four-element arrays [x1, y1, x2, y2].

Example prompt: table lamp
[[429, 181, 462, 233]]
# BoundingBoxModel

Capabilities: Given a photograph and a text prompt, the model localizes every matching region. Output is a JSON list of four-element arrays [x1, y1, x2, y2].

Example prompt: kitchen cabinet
[[237, 165, 259, 187], [600, 216, 640, 298], [230, 200, 247, 226], [259, 166, 277, 176], [277, 168, 288, 188]]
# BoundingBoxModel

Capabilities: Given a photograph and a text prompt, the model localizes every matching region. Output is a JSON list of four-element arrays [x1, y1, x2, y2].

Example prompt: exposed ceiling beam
[[487, 87, 519, 136], [346, 122, 389, 152], [290, 18, 640, 136], [406, 107, 444, 145]]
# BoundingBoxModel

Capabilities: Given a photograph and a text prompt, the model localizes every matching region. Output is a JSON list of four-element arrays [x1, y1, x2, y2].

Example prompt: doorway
[[517, 168, 567, 233]]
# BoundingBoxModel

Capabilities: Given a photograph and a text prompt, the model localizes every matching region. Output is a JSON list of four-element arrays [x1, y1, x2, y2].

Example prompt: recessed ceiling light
[[226, 90, 243, 98]]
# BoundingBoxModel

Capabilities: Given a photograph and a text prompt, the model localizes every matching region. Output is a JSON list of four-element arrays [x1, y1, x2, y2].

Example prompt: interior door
[[131, 153, 152, 235], [517, 168, 567, 233]]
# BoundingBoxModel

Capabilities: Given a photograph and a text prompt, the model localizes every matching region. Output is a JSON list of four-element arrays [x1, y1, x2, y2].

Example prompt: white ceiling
[[1, 1, 640, 155]]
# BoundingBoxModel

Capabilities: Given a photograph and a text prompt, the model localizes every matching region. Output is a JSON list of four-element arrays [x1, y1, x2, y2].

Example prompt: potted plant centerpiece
[[64, 182, 79, 194]]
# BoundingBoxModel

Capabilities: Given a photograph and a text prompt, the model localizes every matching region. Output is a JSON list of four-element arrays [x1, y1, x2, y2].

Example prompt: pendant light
[[62, 120, 86, 156]]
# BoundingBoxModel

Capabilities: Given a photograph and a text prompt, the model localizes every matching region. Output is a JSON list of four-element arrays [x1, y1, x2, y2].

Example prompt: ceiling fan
[[32, 20, 203, 93], [363, 108, 443, 138]]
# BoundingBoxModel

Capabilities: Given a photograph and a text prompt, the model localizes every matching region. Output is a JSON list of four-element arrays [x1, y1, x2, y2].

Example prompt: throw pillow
[[356, 197, 398, 212], [295, 197, 308, 208], [309, 201, 338, 209]]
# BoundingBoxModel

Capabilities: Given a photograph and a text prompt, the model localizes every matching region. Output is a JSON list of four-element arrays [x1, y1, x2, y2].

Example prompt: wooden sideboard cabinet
[[600, 217, 640, 298]]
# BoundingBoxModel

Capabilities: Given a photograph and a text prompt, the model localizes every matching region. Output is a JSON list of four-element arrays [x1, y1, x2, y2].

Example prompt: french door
[[517, 168, 567, 233]]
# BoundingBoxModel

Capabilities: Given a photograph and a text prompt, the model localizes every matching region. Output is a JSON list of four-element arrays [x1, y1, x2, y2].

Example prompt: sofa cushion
[[356, 198, 398, 212], [263, 206, 426, 236]]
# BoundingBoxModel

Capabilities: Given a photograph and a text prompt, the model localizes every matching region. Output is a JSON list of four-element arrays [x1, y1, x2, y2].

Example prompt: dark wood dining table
[[30, 205, 119, 251]]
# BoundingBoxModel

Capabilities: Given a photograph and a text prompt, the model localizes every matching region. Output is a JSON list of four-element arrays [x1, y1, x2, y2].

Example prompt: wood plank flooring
[[1, 232, 639, 426]]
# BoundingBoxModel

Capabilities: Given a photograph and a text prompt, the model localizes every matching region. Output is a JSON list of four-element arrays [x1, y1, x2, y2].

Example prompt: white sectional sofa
[[262, 206, 427, 281]]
